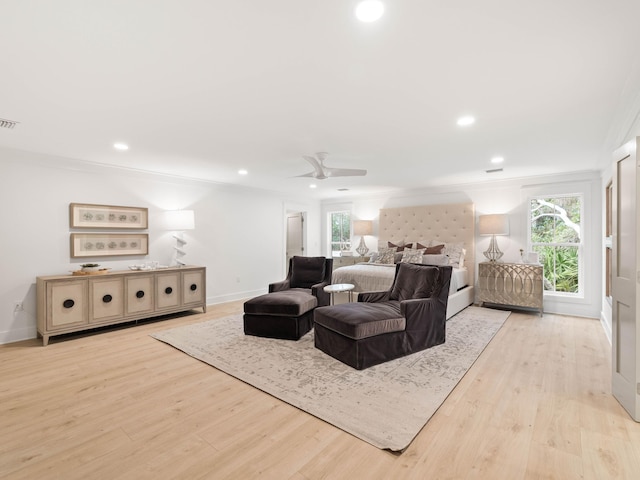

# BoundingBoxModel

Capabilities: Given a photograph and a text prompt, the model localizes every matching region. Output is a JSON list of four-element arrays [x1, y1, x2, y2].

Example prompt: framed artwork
[[70, 203, 148, 229], [71, 233, 149, 258]]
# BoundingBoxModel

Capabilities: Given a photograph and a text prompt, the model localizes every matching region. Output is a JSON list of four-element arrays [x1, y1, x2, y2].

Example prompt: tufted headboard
[[378, 203, 475, 283]]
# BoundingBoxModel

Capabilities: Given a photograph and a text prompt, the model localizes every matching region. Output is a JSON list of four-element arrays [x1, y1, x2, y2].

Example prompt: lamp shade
[[353, 220, 373, 236], [478, 214, 509, 236], [164, 210, 195, 230]]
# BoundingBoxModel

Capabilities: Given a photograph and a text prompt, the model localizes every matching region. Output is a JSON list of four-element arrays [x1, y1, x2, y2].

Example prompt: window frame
[[328, 210, 352, 256], [528, 193, 584, 298]]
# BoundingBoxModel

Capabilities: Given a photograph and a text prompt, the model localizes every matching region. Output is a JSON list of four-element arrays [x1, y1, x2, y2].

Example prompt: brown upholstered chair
[[243, 256, 333, 340], [314, 263, 452, 369]]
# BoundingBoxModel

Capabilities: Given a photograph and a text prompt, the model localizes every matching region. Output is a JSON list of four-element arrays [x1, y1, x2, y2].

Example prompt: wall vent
[[337, 188, 350, 191], [0, 118, 19, 129], [485, 168, 503, 174]]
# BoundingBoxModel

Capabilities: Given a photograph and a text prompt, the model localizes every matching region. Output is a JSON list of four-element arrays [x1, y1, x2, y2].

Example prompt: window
[[529, 194, 582, 295], [329, 210, 351, 256]]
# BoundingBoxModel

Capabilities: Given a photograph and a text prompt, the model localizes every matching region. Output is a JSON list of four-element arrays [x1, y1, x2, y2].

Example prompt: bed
[[332, 203, 475, 319]]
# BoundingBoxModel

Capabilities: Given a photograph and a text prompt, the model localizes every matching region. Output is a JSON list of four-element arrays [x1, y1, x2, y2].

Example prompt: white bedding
[[332, 262, 469, 295]]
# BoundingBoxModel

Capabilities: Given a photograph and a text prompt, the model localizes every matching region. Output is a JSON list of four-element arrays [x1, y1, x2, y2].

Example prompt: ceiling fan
[[297, 152, 367, 180]]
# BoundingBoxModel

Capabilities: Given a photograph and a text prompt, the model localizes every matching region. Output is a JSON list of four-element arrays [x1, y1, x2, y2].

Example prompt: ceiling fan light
[[355, 1, 384, 23]]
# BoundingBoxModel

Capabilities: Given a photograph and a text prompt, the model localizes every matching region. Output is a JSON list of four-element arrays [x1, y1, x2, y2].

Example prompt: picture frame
[[69, 203, 148, 229], [71, 233, 149, 258]]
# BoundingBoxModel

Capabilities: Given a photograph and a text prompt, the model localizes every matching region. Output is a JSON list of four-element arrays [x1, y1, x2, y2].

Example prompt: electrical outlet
[[13, 302, 24, 312]]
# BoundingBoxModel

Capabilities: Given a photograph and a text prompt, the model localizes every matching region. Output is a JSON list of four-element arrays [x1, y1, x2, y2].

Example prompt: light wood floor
[[2, 302, 640, 479]]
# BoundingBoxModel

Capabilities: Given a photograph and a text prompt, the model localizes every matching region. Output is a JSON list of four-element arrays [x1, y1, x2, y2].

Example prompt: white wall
[[322, 170, 602, 319], [0, 148, 321, 344]]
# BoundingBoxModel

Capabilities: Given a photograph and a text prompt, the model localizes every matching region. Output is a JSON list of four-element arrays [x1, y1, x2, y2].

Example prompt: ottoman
[[243, 289, 318, 340]]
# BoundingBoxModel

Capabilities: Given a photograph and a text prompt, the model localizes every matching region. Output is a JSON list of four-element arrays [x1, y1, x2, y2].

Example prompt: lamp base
[[483, 235, 504, 262], [355, 236, 369, 257]]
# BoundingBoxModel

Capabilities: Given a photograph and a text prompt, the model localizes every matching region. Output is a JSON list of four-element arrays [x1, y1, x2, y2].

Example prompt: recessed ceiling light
[[113, 143, 129, 151], [491, 156, 504, 164], [310, 184, 317, 189], [456, 116, 475, 127], [238, 169, 248, 175], [355, 0, 384, 22]]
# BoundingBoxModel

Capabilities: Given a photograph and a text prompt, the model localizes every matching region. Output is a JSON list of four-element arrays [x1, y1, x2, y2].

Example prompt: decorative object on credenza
[[163, 210, 195, 266], [353, 220, 373, 257], [81, 263, 100, 272], [69, 203, 148, 229], [70, 233, 149, 258], [478, 214, 509, 262]]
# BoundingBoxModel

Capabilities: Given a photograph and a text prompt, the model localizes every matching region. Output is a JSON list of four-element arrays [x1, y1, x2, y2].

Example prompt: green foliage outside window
[[330, 211, 351, 254], [530, 196, 581, 293]]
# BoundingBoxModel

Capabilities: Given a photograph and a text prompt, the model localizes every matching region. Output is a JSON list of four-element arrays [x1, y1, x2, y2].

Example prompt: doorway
[[286, 211, 305, 268]]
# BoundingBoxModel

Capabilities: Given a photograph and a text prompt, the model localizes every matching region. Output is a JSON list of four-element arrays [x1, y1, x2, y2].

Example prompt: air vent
[[485, 168, 503, 174], [0, 118, 19, 129], [337, 188, 350, 191]]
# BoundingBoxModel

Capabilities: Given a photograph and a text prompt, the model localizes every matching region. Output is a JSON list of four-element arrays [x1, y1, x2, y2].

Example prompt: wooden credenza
[[36, 266, 206, 345], [477, 262, 543, 316]]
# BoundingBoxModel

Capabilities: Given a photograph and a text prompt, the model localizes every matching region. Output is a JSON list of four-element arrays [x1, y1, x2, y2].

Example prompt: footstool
[[243, 289, 318, 340]]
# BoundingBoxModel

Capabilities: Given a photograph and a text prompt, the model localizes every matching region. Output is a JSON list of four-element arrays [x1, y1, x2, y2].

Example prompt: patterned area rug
[[151, 306, 510, 451]]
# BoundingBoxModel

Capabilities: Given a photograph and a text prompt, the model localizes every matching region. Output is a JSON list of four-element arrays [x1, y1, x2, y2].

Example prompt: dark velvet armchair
[[243, 256, 333, 340], [269, 256, 333, 307], [314, 263, 452, 369]]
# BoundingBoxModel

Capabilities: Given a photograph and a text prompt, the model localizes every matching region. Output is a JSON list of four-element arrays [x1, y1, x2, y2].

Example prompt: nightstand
[[332, 256, 370, 270], [477, 262, 543, 316]]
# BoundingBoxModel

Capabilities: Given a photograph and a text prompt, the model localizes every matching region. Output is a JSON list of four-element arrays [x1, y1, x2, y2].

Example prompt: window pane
[[330, 211, 351, 255], [530, 194, 581, 295], [530, 197, 580, 243]]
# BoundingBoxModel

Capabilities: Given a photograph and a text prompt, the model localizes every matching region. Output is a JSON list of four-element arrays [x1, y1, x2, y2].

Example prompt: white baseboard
[[600, 312, 612, 345], [0, 326, 37, 345]]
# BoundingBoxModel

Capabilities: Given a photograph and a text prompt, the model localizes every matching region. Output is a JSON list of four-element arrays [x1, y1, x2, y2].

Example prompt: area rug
[[151, 306, 510, 451]]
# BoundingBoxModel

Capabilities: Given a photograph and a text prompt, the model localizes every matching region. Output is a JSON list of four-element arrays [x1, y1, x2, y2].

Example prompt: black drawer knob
[[103, 294, 113, 303], [165, 287, 173, 295], [136, 290, 145, 299], [63, 299, 75, 309], [190, 284, 197, 291]]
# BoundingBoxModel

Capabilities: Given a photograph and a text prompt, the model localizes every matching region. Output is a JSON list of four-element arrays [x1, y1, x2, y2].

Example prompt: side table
[[324, 283, 355, 305], [477, 262, 544, 316]]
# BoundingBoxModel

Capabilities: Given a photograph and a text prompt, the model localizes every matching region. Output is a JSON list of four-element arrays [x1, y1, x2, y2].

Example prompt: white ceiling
[[1, 0, 640, 199]]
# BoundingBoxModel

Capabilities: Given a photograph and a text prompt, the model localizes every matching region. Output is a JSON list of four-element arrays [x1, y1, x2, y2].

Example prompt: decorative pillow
[[443, 242, 465, 267], [389, 263, 440, 301], [421, 254, 450, 266], [425, 244, 445, 254], [368, 252, 379, 263], [388, 241, 412, 252], [401, 248, 425, 264], [290, 256, 326, 288], [377, 247, 397, 264]]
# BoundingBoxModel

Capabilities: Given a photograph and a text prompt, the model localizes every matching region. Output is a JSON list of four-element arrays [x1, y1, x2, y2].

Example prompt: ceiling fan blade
[[302, 155, 326, 179], [294, 171, 317, 178], [323, 167, 367, 178]]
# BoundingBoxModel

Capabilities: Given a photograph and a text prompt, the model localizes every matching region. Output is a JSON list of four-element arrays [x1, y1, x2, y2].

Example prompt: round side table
[[323, 283, 355, 305]]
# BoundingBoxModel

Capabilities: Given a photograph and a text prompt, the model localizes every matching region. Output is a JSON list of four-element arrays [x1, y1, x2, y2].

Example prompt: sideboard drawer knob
[[165, 287, 173, 295], [102, 294, 113, 303], [63, 299, 75, 309], [136, 290, 145, 299], [190, 284, 197, 291]]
